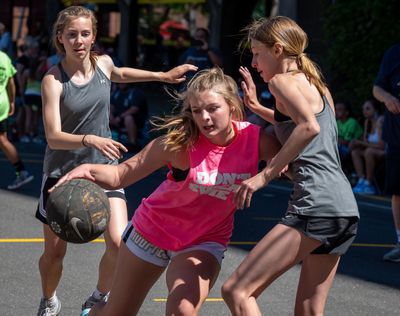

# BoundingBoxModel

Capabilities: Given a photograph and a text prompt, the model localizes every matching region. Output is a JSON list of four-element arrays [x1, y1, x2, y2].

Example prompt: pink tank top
[[132, 121, 260, 251]]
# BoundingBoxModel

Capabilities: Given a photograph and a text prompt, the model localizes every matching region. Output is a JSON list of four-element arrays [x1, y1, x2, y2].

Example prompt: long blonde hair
[[52, 6, 98, 68], [154, 68, 244, 152], [245, 16, 326, 95]]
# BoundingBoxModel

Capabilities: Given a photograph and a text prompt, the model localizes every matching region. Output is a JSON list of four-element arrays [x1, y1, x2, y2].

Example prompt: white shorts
[[122, 223, 226, 267]]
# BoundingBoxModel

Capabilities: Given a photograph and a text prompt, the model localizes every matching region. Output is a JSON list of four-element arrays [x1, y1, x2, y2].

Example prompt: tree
[[324, 0, 400, 113]]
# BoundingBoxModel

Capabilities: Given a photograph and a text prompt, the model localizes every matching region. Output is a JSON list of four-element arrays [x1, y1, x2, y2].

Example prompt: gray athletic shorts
[[35, 174, 126, 224], [280, 213, 359, 255], [122, 223, 226, 267]]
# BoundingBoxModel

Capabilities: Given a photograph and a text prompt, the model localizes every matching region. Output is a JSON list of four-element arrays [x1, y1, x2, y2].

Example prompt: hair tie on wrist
[[82, 134, 88, 147]]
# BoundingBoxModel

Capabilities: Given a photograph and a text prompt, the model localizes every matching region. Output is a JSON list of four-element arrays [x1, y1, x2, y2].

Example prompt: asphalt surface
[[1, 86, 399, 315]]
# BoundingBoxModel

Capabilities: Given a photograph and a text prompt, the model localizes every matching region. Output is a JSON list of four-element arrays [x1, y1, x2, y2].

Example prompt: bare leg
[[364, 148, 384, 183], [90, 242, 165, 316], [165, 250, 221, 316], [123, 115, 138, 145], [351, 148, 365, 179], [0, 132, 19, 164], [222, 224, 321, 316], [38, 224, 68, 298], [96, 197, 128, 293], [294, 254, 340, 316]]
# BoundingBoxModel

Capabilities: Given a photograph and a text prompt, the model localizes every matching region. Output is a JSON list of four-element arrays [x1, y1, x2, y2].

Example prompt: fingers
[[183, 64, 198, 72], [234, 185, 253, 210], [49, 176, 68, 192]]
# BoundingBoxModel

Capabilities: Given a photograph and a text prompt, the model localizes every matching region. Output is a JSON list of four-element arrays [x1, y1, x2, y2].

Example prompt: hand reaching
[[239, 66, 261, 112], [49, 164, 94, 192], [162, 64, 198, 84], [234, 171, 270, 209]]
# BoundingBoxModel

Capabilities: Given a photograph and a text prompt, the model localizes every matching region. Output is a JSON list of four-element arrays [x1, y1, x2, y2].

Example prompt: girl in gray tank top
[[35, 5, 198, 316], [223, 16, 359, 316]]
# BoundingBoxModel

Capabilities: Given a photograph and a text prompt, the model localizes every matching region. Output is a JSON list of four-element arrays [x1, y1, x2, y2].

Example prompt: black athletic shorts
[[0, 118, 8, 133], [385, 145, 400, 195], [280, 213, 359, 255], [35, 175, 127, 224]]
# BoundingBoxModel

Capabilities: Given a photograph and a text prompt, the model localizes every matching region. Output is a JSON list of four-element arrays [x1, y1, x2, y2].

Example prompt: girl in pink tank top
[[53, 68, 281, 316]]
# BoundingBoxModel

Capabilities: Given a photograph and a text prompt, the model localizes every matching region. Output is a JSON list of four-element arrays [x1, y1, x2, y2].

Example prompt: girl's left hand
[[162, 64, 198, 83], [239, 66, 260, 111], [234, 171, 270, 209]]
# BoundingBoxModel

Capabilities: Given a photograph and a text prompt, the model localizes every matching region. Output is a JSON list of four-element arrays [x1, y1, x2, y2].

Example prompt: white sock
[[396, 230, 400, 244], [46, 293, 57, 303], [92, 288, 108, 300]]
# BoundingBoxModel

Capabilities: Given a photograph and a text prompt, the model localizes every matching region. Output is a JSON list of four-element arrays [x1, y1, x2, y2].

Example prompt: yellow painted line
[[352, 243, 394, 248], [153, 298, 223, 302], [0, 238, 105, 243]]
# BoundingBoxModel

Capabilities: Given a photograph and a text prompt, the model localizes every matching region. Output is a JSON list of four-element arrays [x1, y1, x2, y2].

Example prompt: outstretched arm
[[51, 136, 175, 190], [98, 55, 198, 84]]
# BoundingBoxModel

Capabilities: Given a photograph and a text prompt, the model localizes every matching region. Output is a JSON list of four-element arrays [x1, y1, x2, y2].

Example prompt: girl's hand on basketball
[[85, 135, 127, 160], [161, 64, 198, 84], [234, 171, 270, 210], [239, 66, 260, 112], [49, 164, 95, 192]]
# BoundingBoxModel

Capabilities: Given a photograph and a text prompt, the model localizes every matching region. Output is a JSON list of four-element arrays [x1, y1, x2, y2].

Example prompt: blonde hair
[[245, 16, 326, 95], [52, 6, 98, 68], [154, 67, 244, 152]]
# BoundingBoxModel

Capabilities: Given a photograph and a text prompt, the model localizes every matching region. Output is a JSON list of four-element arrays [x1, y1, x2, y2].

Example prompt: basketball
[[46, 179, 110, 244]]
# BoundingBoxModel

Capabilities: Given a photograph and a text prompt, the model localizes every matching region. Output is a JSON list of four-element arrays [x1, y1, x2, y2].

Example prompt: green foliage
[[324, 0, 400, 113]]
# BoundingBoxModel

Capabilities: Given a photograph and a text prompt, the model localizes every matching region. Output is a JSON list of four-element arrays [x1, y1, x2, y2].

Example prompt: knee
[[221, 279, 244, 307]]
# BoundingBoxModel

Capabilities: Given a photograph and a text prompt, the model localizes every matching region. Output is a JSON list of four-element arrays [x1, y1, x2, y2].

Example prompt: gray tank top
[[274, 96, 359, 217], [43, 63, 116, 177]]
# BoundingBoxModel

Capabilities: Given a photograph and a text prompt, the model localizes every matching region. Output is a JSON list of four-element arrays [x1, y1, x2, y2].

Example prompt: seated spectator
[[109, 83, 148, 152], [350, 99, 385, 194], [335, 101, 363, 170]]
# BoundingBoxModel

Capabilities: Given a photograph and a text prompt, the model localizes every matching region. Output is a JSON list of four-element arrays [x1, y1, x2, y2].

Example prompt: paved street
[[0, 139, 399, 315]]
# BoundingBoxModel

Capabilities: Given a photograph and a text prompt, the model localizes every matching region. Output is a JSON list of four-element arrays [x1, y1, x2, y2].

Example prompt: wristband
[[82, 134, 88, 147]]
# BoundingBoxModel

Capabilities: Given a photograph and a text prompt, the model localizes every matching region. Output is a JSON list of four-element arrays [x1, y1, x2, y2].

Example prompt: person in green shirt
[[0, 50, 34, 189], [335, 101, 363, 158]]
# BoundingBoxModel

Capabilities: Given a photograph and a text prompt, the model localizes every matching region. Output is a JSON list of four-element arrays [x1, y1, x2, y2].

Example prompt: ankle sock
[[92, 288, 108, 300], [396, 230, 400, 244]]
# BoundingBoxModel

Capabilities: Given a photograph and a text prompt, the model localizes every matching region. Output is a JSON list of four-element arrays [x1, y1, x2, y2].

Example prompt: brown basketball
[[46, 179, 110, 243]]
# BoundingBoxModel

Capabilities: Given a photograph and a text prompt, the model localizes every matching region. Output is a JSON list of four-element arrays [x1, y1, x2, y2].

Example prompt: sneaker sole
[[383, 257, 400, 263], [7, 175, 34, 190]]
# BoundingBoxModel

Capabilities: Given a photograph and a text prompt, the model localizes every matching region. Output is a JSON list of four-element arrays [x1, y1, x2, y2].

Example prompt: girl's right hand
[[239, 66, 260, 111], [49, 164, 94, 192], [84, 135, 127, 160]]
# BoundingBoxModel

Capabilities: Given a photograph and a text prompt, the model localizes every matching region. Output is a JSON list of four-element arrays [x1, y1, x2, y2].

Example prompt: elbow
[[304, 122, 320, 140], [46, 139, 58, 150]]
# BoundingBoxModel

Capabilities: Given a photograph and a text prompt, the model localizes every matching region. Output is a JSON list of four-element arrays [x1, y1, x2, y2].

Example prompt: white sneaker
[[36, 296, 61, 316], [7, 170, 34, 190]]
